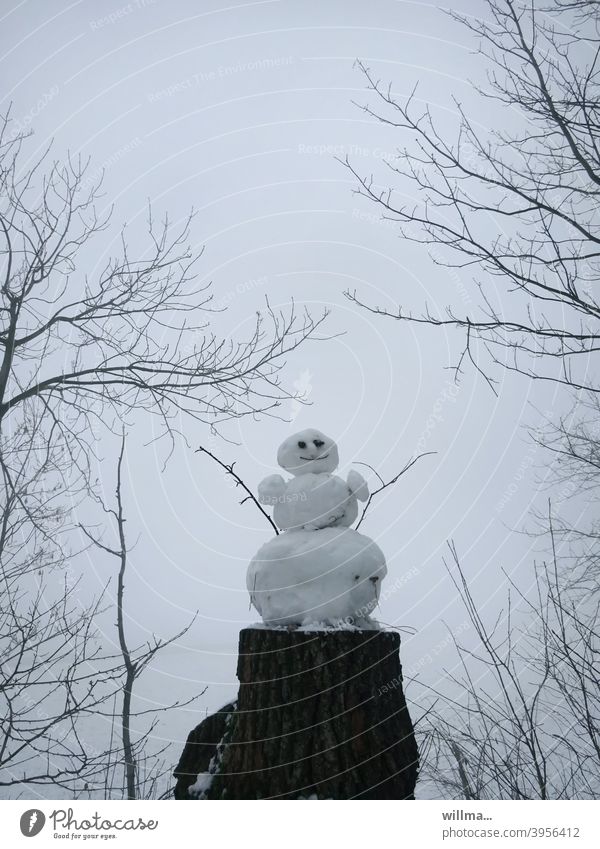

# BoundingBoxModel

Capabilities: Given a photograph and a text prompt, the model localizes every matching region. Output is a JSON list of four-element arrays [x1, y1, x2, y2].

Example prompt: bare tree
[[414, 540, 600, 799], [338, 0, 600, 799], [0, 111, 327, 460], [344, 0, 600, 393], [554, 0, 600, 23], [0, 403, 202, 796], [529, 391, 600, 592], [81, 433, 203, 800], [0, 407, 125, 792], [0, 108, 325, 794]]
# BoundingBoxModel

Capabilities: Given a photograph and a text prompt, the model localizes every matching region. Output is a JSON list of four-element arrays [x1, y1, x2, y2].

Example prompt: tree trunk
[[174, 627, 418, 799], [173, 702, 236, 800]]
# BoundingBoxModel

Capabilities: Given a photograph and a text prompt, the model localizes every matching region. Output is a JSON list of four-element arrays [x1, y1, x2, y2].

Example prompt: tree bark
[[174, 627, 418, 799], [173, 702, 236, 800]]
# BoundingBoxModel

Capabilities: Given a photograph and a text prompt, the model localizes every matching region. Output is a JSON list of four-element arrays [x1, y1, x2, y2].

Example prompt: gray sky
[[1, 0, 588, 785]]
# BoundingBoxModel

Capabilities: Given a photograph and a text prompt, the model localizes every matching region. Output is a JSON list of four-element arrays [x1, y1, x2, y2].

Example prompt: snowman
[[257, 428, 370, 531], [248, 428, 387, 629]]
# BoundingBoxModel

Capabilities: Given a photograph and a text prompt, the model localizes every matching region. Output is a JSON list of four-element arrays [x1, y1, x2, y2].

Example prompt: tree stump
[[173, 701, 236, 800], [174, 627, 418, 799]]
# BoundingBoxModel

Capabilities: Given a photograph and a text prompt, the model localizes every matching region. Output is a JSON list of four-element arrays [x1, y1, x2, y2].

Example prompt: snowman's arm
[[258, 474, 286, 505], [347, 469, 369, 502]]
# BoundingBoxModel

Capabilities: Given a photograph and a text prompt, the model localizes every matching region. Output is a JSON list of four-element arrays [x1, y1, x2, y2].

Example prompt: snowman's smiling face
[[277, 429, 339, 476]]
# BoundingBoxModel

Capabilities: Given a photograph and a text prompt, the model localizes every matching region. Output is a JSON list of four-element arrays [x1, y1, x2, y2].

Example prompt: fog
[[1, 0, 590, 797]]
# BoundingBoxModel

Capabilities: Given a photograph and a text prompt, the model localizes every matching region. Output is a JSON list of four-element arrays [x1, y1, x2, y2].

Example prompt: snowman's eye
[[298, 440, 307, 449], [314, 439, 324, 448]]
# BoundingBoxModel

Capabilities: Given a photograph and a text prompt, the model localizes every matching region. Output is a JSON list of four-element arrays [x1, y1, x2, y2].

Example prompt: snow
[[258, 428, 369, 531], [298, 617, 380, 632], [270, 472, 361, 530], [188, 704, 235, 799], [250, 429, 388, 628], [188, 772, 214, 797], [247, 527, 387, 627], [276, 428, 340, 475], [250, 618, 380, 632]]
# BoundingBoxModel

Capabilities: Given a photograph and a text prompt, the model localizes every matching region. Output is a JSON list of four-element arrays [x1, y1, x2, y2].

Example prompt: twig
[[196, 445, 279, 534], [355, 452, 436, 529]]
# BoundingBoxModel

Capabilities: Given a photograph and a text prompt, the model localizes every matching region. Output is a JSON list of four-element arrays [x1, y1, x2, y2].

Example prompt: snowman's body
[[258, 429, 368, 532], [250, 428, 384, 629], [260, 472, 359, 530], [247, 527, 387, 628]]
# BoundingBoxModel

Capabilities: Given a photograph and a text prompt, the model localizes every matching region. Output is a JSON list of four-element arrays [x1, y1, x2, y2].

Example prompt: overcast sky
[[1, 0, 589, 791]]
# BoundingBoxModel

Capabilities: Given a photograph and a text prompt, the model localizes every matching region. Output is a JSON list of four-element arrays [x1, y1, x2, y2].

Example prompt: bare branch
[[196, 445, 280, 534]]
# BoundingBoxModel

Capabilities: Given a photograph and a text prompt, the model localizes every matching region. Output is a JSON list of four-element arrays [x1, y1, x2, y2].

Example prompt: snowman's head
[[277, 428, 339, 476]]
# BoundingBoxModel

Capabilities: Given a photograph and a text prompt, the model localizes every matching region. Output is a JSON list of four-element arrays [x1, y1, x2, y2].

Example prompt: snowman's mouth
[[300, 453, 329, 461]]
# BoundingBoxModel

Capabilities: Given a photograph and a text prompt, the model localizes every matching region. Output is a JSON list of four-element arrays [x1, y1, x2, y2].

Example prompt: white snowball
[[277, 428, 339, 476], [347, 469, 369, 503], [258, 427, 370, 531], [257, 473, 286, 504], [247, 527, 387, 628], [273, 473, 358, 531]]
